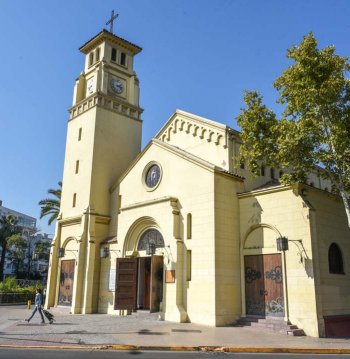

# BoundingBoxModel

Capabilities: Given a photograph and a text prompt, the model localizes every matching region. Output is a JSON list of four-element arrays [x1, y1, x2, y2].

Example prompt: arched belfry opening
[[115, 221, 164, 313]]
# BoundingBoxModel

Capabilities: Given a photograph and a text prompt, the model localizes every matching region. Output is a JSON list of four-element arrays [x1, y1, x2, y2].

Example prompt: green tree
[[0, 215, 20, 281], [7, 234, 27, 277], [34, 239, 51, 261], [237, 33, 350, 228], [38, 181, 62, 225]]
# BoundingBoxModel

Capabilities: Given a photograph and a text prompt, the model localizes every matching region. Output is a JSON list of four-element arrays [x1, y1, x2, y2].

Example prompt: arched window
[[120, 52, 126, 66], [260, 166, 265, 176], [137, 228, 164, 253], [111, 48, 117, 62], [95, 48, 100, 62], [89, 52, 94, 67], [187, 213, 192, 239], [328, 243, 344, 274]]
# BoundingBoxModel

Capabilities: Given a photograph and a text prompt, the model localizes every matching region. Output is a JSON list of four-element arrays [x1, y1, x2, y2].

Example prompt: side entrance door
[[58, 259, 75, 306], [244, 254, 284, 317], [115, 258, 138, 311]]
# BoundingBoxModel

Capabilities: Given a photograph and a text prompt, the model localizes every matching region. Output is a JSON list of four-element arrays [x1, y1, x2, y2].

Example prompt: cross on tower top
[[106, 10, 119, 34]]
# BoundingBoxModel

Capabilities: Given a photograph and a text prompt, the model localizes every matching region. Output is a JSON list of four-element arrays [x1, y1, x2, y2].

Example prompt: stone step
[[237, 317, 306, 336], [287, 328, 306, 336]]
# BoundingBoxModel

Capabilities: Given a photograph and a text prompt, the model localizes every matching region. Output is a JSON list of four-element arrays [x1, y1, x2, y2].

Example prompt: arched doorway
[[137, 229, 164, 311], [242, 224, 285, 318], [115, 227, 164, 313]]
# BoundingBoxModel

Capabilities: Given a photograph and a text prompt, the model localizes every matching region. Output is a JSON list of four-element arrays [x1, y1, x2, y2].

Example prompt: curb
[[1, 344, 350, 354]]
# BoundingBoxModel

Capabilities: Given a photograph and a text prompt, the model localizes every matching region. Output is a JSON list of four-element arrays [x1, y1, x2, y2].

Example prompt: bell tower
[[61, 29, 143, 218], [46, 23, 143, 314]]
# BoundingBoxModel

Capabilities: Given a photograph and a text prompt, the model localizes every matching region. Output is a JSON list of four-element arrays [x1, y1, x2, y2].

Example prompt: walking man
[[25, 288, 45, 324]]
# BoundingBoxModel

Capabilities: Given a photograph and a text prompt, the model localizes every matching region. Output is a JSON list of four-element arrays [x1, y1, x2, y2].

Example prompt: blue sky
[[1, 0, 350, 234]]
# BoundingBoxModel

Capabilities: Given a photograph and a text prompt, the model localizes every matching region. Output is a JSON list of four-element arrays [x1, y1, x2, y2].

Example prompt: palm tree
[[38, 181, 62, 225], [0, 214, 20, 281]]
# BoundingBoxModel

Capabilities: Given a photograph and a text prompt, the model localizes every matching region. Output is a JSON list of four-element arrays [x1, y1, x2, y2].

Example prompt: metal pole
[[283, 250, 290, 322]]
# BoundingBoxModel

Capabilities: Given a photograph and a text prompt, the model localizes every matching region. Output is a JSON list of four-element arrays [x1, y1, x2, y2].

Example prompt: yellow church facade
[[45, 29, 350, 338]]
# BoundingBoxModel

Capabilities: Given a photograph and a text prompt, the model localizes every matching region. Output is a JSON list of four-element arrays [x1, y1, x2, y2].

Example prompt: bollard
[[27, 300, 31, 309]]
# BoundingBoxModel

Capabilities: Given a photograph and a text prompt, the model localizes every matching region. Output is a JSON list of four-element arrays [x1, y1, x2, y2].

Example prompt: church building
[[45, 25, 350, 338]]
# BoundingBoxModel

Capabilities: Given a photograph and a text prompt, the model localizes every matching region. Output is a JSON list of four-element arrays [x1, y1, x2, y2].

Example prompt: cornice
[[68, 91, 143, 122], [79, 30, 142, 55], [155, 110, 241, 149], [95, 215, 111, 225], [58, 216, 82, 226], [237, 184, 292, 198], [120, 196, 178, 212]]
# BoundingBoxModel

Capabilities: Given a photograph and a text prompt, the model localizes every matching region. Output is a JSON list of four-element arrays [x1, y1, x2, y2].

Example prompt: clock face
[[87, 78, 94, 94], [110, 78, 124, 94], [145, 164, 161, 188]]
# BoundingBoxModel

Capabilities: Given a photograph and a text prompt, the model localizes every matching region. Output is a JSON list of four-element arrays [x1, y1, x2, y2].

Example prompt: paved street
[[0, 349, 350, 359], [0, 305, 349, 354]]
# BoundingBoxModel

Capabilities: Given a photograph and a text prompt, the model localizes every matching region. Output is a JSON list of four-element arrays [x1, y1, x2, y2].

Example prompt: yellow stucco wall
[[99, 141, 221, 324], [307, 189, 350, 320], [214, 174, 242, 325], [156, 111, 234, 172], [239, 187, 320, 337]]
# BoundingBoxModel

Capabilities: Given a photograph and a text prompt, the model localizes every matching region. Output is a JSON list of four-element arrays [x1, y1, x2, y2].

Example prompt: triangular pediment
[[155, 109, 240, 149]]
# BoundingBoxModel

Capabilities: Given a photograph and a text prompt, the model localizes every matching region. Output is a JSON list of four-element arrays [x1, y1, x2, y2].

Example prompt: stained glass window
[[137, 229, 164, 252]]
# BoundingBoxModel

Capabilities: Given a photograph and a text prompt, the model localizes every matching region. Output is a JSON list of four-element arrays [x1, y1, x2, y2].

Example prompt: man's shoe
[[24, 319, 29, 322]]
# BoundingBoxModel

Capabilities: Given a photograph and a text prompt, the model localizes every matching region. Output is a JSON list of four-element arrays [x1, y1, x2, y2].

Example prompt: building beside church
[[45, 28, 350, 338]]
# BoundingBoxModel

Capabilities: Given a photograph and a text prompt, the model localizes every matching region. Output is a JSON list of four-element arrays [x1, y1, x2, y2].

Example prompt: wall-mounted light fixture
[[276, 236, 289, 252], [57, 248, 65, 258], [100, 247, 110, 258], [146, 242, 156, 256], [100, 247, 121, 258], [276, 236, 308, 263], [57, 248, 78, 261]]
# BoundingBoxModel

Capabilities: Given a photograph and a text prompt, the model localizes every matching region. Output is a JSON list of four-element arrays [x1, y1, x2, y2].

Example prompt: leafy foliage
[[0, 276, 43, 295], [38, 181, 62, 225], [237, 33, 350, 227], [0, 215, 21, 281], [7, 234, 27, 276]]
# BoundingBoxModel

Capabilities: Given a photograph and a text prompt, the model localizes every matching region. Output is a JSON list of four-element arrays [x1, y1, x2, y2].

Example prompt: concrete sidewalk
[[0, 305, 349, 353]]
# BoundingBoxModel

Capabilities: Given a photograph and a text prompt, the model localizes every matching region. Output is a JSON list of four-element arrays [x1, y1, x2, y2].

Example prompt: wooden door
[[136, 257, 151, 309], [143, 257, 151, 309], [244, 255, 265, 316], [150, 255, 163, 313], [263, 254, 284, 317], [58, 259, 75, 306], [115, 258, 138, 311], [244, 254, 284, 317]]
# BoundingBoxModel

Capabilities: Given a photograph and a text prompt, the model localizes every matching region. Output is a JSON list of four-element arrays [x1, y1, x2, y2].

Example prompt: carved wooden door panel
[[245, 254, 284, 317], [150, 255, 163, 313], [115, 258, 138, 311], [58, 259, 75, 306], [263, 254, 284, 317], [244, 255, 265, 316]]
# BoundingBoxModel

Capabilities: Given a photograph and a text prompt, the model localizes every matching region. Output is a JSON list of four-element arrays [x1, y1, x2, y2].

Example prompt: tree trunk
[[339, 188, 350, 229], [0, 242, 7, 281]]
